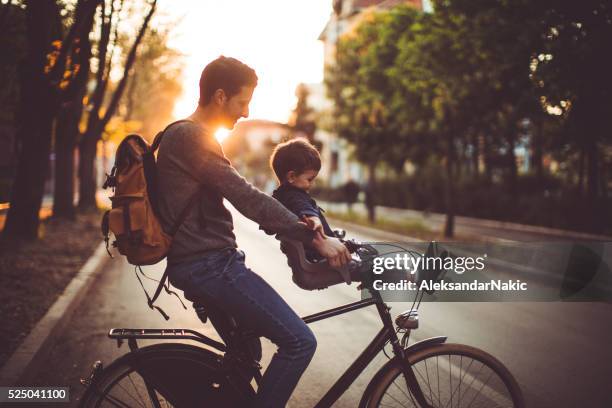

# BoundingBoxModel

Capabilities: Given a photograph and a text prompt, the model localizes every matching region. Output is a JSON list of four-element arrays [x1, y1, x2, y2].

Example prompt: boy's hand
[[311, 234, 351, 268], [302, 216, 326, 239]]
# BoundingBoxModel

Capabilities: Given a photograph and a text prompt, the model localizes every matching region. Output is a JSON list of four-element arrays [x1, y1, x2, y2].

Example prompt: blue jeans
[[167, 248, 317, 408]]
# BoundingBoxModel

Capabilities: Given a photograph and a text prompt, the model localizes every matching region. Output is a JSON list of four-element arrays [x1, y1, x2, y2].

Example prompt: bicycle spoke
[[127, 373, 147, 406], [444, 355, 476, 408], [383, 379, 412, 408], [390, 376, 412, 401], [144, 380, 163, 408], [457, 361, 486, 405], [449, 355, 453, 408], [423, 356, 436, 406], [392, 375, 418, 407], [414, 363, 443, 407], [380, 403, 407, 408], [464, 370, 495, 408], [458, 356, 462, 407], [115, 380, 148, 408], [88, 385, 134, 408], [437, 356, 441, 407], [456, 358, 475, 407], [379, 349, 518, 408]]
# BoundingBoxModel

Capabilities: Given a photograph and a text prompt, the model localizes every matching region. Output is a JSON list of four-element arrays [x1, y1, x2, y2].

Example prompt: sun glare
[[215, 128, 231, 143], [165, 0, 331, 122]]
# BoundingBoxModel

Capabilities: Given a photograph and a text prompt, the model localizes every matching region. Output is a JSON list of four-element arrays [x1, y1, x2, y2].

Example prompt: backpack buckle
[[102, 166, 117, 189]]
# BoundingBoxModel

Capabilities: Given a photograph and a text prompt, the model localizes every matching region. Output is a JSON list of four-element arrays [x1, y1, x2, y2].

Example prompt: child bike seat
[[276, 235, 363, 290]]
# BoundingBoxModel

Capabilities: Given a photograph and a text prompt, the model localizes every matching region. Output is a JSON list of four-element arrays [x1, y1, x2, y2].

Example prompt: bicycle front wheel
[[365, 343, 524, 408], [78, 343, 254, 408]]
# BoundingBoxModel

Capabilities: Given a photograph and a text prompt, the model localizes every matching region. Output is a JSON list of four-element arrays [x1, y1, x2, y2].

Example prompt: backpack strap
[[146, 118, 199, 220], [101, 211, 113, 257], [148, 187, 204, 310], [135, 265, 187, 321], [146, 119, 205, 317], [150, 119, 194, 153]]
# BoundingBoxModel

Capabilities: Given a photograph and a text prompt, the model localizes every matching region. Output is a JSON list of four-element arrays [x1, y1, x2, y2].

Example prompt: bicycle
[[78, 239, 525, 408]]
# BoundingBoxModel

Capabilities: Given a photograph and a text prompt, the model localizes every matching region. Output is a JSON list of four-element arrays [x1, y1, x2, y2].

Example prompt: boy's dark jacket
[[272, 184, 335, 261]]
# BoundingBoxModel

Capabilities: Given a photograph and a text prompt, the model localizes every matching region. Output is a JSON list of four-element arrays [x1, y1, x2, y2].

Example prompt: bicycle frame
[[302, 291, 439, 408], [105, 290, 446, 408]]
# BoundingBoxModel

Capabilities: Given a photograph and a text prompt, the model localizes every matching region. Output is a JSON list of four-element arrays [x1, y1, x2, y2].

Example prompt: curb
[[0, 242, 111, 386]]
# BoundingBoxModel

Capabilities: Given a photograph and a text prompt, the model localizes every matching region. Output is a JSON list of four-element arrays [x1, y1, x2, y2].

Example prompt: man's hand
[[311, 234, 351, 268]]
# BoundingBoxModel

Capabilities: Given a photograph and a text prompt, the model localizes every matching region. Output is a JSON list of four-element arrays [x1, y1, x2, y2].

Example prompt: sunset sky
[[160, 0, 333, 125]]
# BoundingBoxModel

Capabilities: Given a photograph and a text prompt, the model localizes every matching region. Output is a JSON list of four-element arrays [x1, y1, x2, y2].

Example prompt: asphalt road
[[29, 206, 612, 407]]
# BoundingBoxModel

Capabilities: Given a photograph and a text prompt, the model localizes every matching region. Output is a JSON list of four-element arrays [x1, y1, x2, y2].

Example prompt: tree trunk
[[3, 1, 60, 241], [444, 132, 455, 238], [78, 132, 98, 210], [53, 5, 92, 218], [578, 146, 585, 195], [506, 130, 517, 197], [532, 119, 543, 184], [586, 139, 598, 200], [77, 0, 157, 209], [53, 102, 83, 218], [482, 133, 492, 186], [366, 162, 376, 223], [471, 133, 480, 179]]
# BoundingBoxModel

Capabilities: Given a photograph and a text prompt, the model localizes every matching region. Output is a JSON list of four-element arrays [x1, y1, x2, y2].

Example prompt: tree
[[324, 0, 611, 234], [52, 0, 99, 218], [326, 8, 421, 223], [77, 0, 157, 210], [289, 83, 317, 144], [120, 26, 184, 139], [0, 2, 27, 203], [531, 0, 612, 201], [3, 0, 100, 240]]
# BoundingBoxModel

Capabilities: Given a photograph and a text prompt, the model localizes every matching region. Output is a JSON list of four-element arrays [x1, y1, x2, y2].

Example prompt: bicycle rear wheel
[[365, 343, 524, 408], [79, 343, 254, 408]]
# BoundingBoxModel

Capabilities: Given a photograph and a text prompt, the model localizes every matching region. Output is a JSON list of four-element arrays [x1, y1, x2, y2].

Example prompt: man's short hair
[[270, 138, 321, 183], [199, 56, 258, 106]]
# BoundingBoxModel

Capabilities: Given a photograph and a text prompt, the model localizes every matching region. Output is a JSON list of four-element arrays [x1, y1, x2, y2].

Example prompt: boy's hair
[[270, 138, 321, 183], [199, 56, 258, 106]]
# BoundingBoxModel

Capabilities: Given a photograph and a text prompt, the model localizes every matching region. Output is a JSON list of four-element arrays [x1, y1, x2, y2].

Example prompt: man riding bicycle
[[156, 56, 352, 408]]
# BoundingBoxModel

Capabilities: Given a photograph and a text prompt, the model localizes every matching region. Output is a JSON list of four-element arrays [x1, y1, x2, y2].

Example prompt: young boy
[[269, 138, 340, 262]]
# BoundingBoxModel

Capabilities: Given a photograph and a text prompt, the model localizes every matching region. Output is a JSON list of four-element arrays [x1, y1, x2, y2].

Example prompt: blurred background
[[1, 0, 611, 240]]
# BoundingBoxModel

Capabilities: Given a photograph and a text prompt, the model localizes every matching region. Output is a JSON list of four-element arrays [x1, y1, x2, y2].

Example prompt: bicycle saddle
[[276, 234, 364, 290]]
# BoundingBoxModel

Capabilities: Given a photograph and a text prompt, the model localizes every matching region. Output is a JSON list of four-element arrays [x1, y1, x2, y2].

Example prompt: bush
[[312, 171, 611, 234]]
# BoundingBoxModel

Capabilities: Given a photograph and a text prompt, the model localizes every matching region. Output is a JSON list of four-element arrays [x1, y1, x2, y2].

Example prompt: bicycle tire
[[78, 343, 255, 408], [363, 343, 525, 408]]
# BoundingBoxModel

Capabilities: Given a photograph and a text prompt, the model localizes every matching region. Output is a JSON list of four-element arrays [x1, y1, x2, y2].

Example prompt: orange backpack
[[101, 120, 199, 318]]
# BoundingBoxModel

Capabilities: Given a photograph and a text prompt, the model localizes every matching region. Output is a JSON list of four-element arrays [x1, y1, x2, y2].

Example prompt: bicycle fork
[[376, 303, 434, 408]]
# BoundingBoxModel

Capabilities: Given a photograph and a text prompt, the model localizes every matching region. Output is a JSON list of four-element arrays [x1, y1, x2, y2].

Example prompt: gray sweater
[[156, 120, 315, 264]]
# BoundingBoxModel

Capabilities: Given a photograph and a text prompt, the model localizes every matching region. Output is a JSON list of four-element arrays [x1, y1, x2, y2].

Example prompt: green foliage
[[289, 83, 316, 141], [324, 0, 612, 232], [0, 3, 27, 124], [117, 24, 183, 139]]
